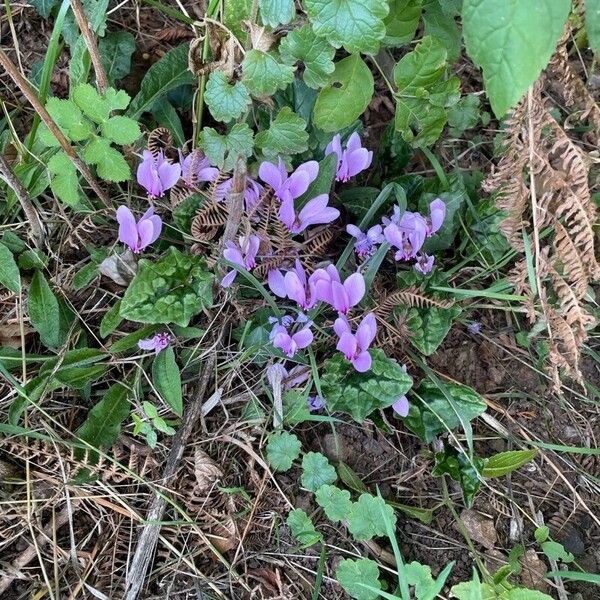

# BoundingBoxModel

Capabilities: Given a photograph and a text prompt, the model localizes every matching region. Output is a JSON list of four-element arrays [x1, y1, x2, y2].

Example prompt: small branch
[[0, 48, 111, 207], [69, 0, 109, 94], [221, 156, 246, 246], [0, 155, 45, 248]]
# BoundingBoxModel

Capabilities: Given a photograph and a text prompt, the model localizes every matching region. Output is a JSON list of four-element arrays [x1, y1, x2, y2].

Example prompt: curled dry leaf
[[188, 23, 240, 78], [194, 447, 223, 493], [244, 21, 277, 53], [99, 250, 137, 286], [458, 508, 497, 550], [0, 322, 34, 348]]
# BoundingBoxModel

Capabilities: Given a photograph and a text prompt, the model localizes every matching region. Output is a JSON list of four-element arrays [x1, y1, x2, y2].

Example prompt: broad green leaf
[[259, 0, 295, 27], [336, 558, 381, 600], [100, 31, 135, 84], [305, 0, 389, 54], [69, 36, 91, 88], [55, 364, 108, 389], [337, 461, 368, 493], [204, 72, 251, 123], [346, 493, 396, 540], [587, 0, 600, 54], [39, 348, 108, 377], [152, 346, 183, 416], [152, 98, 186, 147], [541, 541, 574, 564], [405, 380, 487, 443], [127, 42, 195, 118], [202, 123, 254, 171], [48, 151, 80, 207], [100, 299, 123, 337], [315, 484, 352, 522], [72, 83, 111, 123], [72, 262, 100, 291], [0, 243, 21, 293], [279, 25, 335, 89], [406, 305, 462, 355], [18, 249, 49, 270], [450, 580, 497, 600], [1, 232, 26, 253], [28, 270, 61, 348], [482, 449, 538, 478], [75, 382, 130, 462], [242, 49, 295, 97], [462, 0, 571, 117], [383, 0, 422, 47], [120, 247, 213, 327], [44, 97, 94, 142], [83, 137, 130, 182], [28, 0, 58, 18], [394, 36, 460, 147], [100, 116, 141, 145], [320, 349, 413, 422], [314, 54, 374, 132], [423, 0, 462, 61], [433, 446, 484, 507], [255, 106, 308, 159], [286, 508, 322, 547], [266, 431, 301, 471], [535, 526, 550, 543], [301, 452, 337, 491]]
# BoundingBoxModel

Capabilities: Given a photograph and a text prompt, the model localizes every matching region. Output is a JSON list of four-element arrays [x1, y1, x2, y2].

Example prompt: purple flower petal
[[258, 160, 285, 191], [344, 272, 365, 308], [137, 218, 155, 251], [392, 395, 409, 417], [279, 197, 296, 230], [429, 198, 446, 234], [336, 331, 357, 359], [352, 350, 372, 372], [268, 269, 287, 298], [116, 205, 138, 251], [221, 270, 237, 288], [355, 312, 377, 350], [284, 271, 307, 308], [292, 327, 313, 349], [333, 315, 351, 338]]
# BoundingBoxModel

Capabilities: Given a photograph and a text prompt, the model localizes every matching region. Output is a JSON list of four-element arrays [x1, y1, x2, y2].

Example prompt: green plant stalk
[[311, 544, 327, 600], [421, 146, 450, 191]]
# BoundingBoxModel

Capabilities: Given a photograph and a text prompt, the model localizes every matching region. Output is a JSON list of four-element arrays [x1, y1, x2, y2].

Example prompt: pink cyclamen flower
[[312, 265, 365, 315], [116, 205, 162, 253], [268, 259, 323, 310], [334, 313, 377, 372], [414, 253, 435, 274], [427, 198, 446, 235], [258, 158, 319, 202], [179, 150, 219, 187], [215, 176, 264, 213], [137, 150, 181, 198], [221, 234, 260, 288], [346, 224, 384, 258], [308, 395, 326, 411], [392, 396, 409, 417], [138, 332, 171, 354], [279, 194, 339, 234], [270, 321, 314, 358], [383, 211, 428, 261], [326, 132, 373, 182]]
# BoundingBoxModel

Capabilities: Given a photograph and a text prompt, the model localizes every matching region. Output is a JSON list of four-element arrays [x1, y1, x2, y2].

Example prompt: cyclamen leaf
[[314, 54, 374, 132], [204, 72, 251, 123], [28, 271, 61, 348], [406, 305, 462, 356], [0, 243, 21, 293], [100, 299, 123, 337], [259, 0, 295, 27], [100, 31, 136, 84], [588, 0, 600, 54], [152, 346, 183, 416], [279, 25, 335, 89], [241, 49, 295, 97], [304, 0, 389, 54], [202, 123, 254, 171], [120, 247, 213, 327], [266, 431, 301, 471], [83, 137, 130, 182], [346, 493, 396, 540], [315, 484, 352, 522], [255, 106, 308, 159], [482, 449, 538, 478], [301, 452, 337, 491], [462, 0, 571, 117], [100, 115, 141, 145], [336, 558, 381, 600], [28, 0, 58, 18], [383, 0, 422, 47], [286, 509, 321, 547]]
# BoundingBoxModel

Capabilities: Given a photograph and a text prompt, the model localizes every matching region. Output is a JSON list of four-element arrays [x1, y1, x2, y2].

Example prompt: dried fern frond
[[147, 127, 174, 157], [376, 287, 455, 319]]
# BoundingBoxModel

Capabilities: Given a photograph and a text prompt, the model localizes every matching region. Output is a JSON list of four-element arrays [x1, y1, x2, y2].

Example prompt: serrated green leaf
[[101, 116, 141, 145], [462, 0, 571, 117], [100, 299, 123, 337], [383, 0, 422, 47], [48, 151, 81, 206], [28, 270, 61, 348], [127, 42, 196, 118], [83, 137, 131, 182], [37, 124, 62, 147], [301, 452, 336, 491], [266, 431, 301, 471], [100, 31, 136, 85], [279, 25, 335, 89], [104, 88, 131, 112], [320, 349, 413, 422], [44, 97, 94, 142], [315, 484, 352, 522], [152, 346, 183, 416], [259, 0, 295, 27], [72, 83, 110, 123], [336, 558, 381, 600], [423, 0, 462, 62], [0, 243, 21, 293], [347, 493, 396, 540], [241, 49, 295, 97], [255, 106, 308, 159], [202, 123, 254, 171], [314, 54, 374, 132], [482, 449, 538, 478], [120, 247, 213, 327], [406, 305, 462, 355], [286, 508, 321, 547], [204, 72, 251, 123], [450, 580, 497, 600], [447, 94, 481, 136], [305, 0, 389, 54]]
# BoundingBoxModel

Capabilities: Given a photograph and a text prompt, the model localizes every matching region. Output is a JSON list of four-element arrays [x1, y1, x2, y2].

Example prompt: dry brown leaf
[[194, 447, 223, 493]]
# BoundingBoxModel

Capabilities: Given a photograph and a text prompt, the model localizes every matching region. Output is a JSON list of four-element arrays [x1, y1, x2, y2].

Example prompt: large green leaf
[[255, 106, 309, 159], [202, 123, 254, 171], [462, 0, 571, 117], [100, 31, 135, 85], [259, 0, 295, 27], [266, 431, 302, 471], [301, 452, 337, 491], [422, 0, 462, 61], [383, 0, 422, 47], [0, 243, 21, 293], [28, 271, 61, 348], [83, 137, 130, 182], [314, 54, 374, 132], [120, 247, 213, 327], [286, 509, 322, 547], [587, 0, 600, 54], [152, 346, 183, 416], [204, 72, 251, 123], [242, 50, 295, 97], [305, 0, 389, 54], [347, 493, 397, 540], [406, 305, 462, 356], [320, 349, 413, 422], [336, 558, 381, 600], [127, 42, 194, 118], [482, 449, 538, 478]]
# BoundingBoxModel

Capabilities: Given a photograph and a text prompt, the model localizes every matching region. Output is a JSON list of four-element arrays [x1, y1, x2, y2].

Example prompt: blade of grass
[[546, 571, 600, 585]]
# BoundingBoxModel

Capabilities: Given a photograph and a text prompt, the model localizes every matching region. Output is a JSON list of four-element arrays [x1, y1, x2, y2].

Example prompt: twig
[[0, 155, 45, 248], [221, 155, 247, 246], [124, 354, 217, 600], [69, 0, 109, 93], [0, 48, 111, 207]]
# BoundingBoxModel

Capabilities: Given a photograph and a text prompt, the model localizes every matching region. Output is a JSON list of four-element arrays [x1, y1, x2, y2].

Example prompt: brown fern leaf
[[190, 198, 229, 243], [376, 287, 455, 319], [147, 127, 174, 157]]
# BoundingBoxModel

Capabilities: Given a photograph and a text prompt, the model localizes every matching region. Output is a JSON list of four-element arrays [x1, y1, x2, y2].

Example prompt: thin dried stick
[[69, 0, 109, 93], [0, 48, 111, 207], [0, 155, 45, 248]]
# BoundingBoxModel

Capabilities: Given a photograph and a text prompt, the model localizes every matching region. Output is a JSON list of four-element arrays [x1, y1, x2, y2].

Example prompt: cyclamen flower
[[279, 194, 340, 234], [259, 158, 319, 202], [427, 198, 446, 235], [334, 313, 377, 372], [116, 205, 162, 253], [179, 150, 219, 186], [308, 395, 326, 411], [312, 265, 365, 314], [383, 211, 428, 261], [346, 224, 384, 258], [221, 234, 260, 288], [138, 332, 171, 354], [414, 253, 434, 274], [268, 260, 322, 310], [326, 133, 373, 182], [215, 176, 264, 213], [392, 395, 409, 417], [270, 321, 314, 358], [137, 150, 181, 198]]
